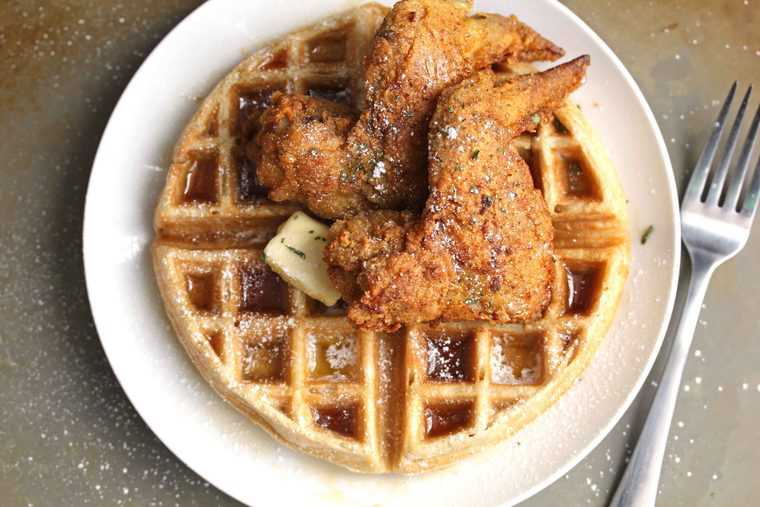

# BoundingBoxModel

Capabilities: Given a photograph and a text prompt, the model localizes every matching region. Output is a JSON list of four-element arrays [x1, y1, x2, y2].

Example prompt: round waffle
[[153, 4, 630, 473]]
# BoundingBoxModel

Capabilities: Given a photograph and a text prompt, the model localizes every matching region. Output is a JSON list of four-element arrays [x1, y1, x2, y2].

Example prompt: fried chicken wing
[[252, 0, 563, 219], [326, 56, 590, 331]]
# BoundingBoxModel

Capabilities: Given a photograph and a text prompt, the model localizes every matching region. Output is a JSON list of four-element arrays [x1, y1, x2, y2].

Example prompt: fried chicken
[[253, 96, 360, 214], [326, 210, 416, 301], [251, 0, 563, 219], [325, 56, 590, 331]]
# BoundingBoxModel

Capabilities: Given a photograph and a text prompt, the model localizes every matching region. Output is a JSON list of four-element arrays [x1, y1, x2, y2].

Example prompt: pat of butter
[[263, 211, 341, 306]]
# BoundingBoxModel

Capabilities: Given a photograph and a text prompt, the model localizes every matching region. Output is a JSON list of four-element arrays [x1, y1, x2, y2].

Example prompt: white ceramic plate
[[83, 1, 681, 505]]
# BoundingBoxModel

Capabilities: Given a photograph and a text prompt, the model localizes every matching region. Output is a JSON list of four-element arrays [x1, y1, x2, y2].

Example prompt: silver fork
[[609, 83, 760, 507]]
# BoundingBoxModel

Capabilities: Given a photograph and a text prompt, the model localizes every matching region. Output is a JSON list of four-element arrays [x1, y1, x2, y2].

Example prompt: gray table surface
[[1, 1, 759, 505]]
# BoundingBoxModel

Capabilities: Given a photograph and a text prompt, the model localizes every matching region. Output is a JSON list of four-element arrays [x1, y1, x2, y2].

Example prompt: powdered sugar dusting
[[490, 342, 539, 385], [325, 340, 356, 371], [307, 333, 357, 381]]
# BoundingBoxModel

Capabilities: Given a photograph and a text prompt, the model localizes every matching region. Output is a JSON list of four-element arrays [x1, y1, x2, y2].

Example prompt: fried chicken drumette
[[251, 0, 563, 218]]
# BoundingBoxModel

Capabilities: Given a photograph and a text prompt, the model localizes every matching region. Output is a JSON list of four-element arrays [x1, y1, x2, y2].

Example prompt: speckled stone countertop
[[1, 1, 759, 506]]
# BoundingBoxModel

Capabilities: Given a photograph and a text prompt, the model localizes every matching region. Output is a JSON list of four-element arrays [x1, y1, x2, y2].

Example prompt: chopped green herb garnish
[[471, 149, 480, 160], [314, 236, 327, 242], [447, 105, 455, 113], [531, 114, 541, 125], [308, 230, 314, 234], [260, 251, 267, 263], [285, 245, 306, 259], [641, 225, 655, 245]]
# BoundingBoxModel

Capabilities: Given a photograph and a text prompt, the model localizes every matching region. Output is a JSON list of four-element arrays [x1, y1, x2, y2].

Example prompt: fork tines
[[686, 82, 760, 219]]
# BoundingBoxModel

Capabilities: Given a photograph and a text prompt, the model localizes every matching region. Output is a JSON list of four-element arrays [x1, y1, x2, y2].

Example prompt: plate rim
[[82, 0, 682, 505]]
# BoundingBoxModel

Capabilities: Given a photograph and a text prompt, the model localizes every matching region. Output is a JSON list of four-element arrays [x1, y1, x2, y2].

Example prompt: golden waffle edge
[[152, 4, 630, 473]]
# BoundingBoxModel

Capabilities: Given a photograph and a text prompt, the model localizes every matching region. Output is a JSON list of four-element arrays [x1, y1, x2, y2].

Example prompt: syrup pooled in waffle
[[153, 6, 630, 473]]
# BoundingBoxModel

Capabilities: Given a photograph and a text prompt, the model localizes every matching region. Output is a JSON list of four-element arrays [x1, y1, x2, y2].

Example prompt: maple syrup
[[425, 330, 475, 382], [234, 85, 285, 140], [313, 405, 359, 438], [424, 402, 473, 438], [185, 272, 216, 312], [181, 152, 218, 204], [565, 263, 602, 315], [241, 335, 288, 383], [239, 264, 290, 314], [234, 147, 268, 202]]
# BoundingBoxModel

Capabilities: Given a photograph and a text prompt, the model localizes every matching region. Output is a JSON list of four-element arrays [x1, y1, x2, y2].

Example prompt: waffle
[[152, 4, 630, 473]]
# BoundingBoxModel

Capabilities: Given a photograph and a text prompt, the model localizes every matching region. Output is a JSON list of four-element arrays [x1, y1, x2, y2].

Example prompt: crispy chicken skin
[[326, 210, 416, 301], [253, 95, 360, 214], [252, 0, 563, 219], [326, 56, 590, 331]]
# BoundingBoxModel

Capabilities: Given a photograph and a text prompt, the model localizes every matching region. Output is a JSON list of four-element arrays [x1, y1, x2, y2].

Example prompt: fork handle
[[609, 252, 717, 507]]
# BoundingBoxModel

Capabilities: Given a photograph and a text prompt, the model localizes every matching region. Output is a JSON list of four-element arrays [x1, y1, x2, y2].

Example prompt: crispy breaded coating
[[252, 95, 360, 214], [325, 210, 416, 301], [327, 57, 590, 331], [252, 0, 563, 218]]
